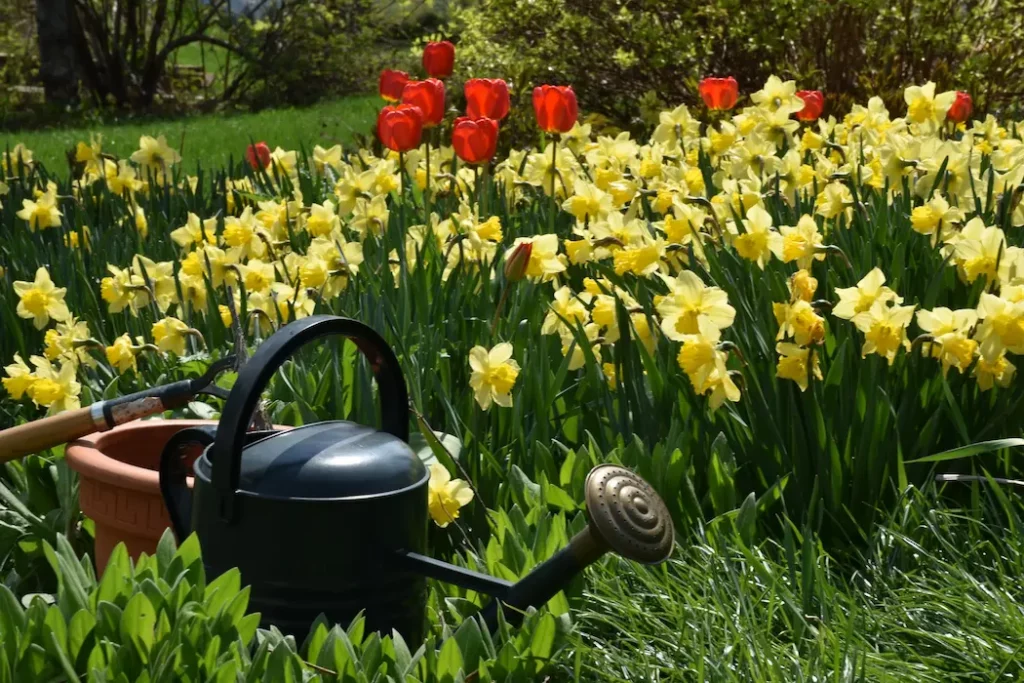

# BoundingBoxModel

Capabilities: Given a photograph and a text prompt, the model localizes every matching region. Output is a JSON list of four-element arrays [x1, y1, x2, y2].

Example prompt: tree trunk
[[35, 0, 79, 104]]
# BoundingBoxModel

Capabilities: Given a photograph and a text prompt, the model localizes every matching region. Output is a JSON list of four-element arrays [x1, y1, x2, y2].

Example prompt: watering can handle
[[159, 426, 218, 539], [210, 315, 409, 522]]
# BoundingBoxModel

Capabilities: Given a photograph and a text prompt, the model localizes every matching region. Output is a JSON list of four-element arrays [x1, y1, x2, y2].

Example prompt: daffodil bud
[[503, 241, 533, 283]]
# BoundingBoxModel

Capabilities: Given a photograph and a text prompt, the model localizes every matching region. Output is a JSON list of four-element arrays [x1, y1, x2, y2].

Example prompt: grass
[[568, 484, 1024, 681], [0, 95, 380, 172]]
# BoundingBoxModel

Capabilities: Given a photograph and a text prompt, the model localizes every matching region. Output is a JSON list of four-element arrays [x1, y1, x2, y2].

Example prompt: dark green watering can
[[159, 315, 674, 643]]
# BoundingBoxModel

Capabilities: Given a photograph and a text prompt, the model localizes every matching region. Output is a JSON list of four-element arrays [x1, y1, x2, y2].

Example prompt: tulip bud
[[246, 142, 271, 170], [422, 41, 455, 79], [503, 241, 533, 282], [379, 69, 410, 102], [947, 91, 972, 124], [699, 77, 739, 111], [795, 90, 825, 122], [402, 79, 446, 128], [533, 85, 578, 134]]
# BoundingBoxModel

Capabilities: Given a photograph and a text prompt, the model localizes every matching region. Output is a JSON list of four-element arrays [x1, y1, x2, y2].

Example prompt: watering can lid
[[196, 421, 427, 500]]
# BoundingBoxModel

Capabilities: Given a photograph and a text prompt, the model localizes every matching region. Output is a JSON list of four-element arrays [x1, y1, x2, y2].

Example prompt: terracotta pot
[[66, 419, 215, 572]]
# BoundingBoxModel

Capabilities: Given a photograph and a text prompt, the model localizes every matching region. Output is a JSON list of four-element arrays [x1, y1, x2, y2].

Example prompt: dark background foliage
[[449, 0, 1024, 140]]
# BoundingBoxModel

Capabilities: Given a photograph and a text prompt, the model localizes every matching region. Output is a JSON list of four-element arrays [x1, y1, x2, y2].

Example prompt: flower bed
[[3, 60, 1023, 542]]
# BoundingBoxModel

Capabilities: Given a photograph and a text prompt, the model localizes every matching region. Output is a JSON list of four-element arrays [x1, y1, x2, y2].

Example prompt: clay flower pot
[[66, 419, 214, 572]]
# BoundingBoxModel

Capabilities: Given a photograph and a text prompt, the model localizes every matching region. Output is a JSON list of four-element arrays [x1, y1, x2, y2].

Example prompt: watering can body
[[160, 314, 675, 643], [160, 315, 433, 641]]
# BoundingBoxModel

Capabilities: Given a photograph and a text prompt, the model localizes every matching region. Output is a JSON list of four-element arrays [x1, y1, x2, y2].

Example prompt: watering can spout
[[398, 465, 674, 632]]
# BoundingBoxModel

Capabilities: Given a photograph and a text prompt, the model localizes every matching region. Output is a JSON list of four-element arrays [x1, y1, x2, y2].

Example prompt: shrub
[[228, 0, 389, 109], [449, 0, 1024, 141]]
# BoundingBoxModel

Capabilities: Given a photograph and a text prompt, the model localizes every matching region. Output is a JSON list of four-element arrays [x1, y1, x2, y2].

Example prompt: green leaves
[[907, 438, 1024, 464]]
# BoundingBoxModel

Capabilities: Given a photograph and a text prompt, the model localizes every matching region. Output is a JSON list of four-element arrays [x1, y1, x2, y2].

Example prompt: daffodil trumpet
[[0, 356, 234, 462]]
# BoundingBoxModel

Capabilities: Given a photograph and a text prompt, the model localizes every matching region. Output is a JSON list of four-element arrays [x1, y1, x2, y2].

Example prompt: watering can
[[158, 315, 674, 642]]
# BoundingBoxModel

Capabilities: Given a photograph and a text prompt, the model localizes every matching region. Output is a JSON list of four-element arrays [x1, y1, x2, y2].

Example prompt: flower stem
[[424, 136, 432, 222], [490, 281, 511, 336], [549, 135, 558, 234], [398, 151, 404, 196]]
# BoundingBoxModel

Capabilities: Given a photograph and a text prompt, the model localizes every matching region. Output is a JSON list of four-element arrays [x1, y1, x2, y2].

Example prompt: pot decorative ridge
[[66, 419, 215, 572]]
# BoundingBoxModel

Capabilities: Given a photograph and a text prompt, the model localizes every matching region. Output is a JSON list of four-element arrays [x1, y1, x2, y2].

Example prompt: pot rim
[[65, 418, 216, 492]]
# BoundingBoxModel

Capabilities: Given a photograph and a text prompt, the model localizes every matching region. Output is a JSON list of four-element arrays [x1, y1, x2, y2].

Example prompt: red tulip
[[401, 79, 445, 128], [504, 241, 533, 282], [947, 91, 973, 124], [422, 41, 455, 79], [699, 77, 739, 111], [379, 69, 410, 102], [246, 142, 271, 170], [465, 78, 510, 121], [795, 90, 825, 121], [377, 104, 424, 153], [532, 85, 578, 134], [452, 117, 499, 164]]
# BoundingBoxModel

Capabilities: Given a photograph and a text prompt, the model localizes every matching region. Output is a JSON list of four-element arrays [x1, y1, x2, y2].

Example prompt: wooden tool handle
[[0, 408, 99, 463]]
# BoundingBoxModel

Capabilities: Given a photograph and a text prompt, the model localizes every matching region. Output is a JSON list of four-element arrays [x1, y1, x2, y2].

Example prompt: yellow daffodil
[[101, 263, 149, 315], [313, 144, 343, 174], [542, 286, 591, 337], [132, 205, 149, 238], [106, 159, 142, 196], [105, 334, 139, 374], [427, 463, 474, 527], [13, 267, 71, 329], [911, 194, 964, 245], [655, 270, 735, 341], [733, 205, 776, 269], [223, 207, 268, 260], [64, 225, 92, 251], [651, 104, 700, 148], [2, 354, 35, 399], [43, 318, 95, 367], [26, 356, 81, 415], [676, 320, 721, 389], [131, 255, 177, 313], [240, 259, 278, 294], [130, 135, 181, 172], [833, 268, 902, 320], [511, 234, 566, 282], [613, 242, 663, 277], [171, 212, 218, 250], [469, 343, 520, 410], [769, 215, 825, 269], [788, 270, 818, 302], [3, 143, 33, 175], [152, 317, 194, 355], [306, 200, 341, 237], [270, 147, 297, 177], [676, 323, 741, 412], [951, 218, 1005, 285], [560, 322, 603, 371], [16, 189, 62, 230], [350, 195, 390, 237], [750, 75, 803, 115], [916, 307, 978, 375], [75, 135, 103, 175], [975, 293, 1024, 361], [773, 300, 826, 346], [852, 302, 917, 365], [775, 342, 822, 392], [904, 82, 956, 132], [602, 361, 618, 388], [815, 182, 854, 222], [563, 182, 614, 223], [974, 351, 1016, 391]]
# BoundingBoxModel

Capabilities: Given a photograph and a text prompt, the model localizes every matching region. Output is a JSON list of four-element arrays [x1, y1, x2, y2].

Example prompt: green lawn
[[1, 95, 380, 172]]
